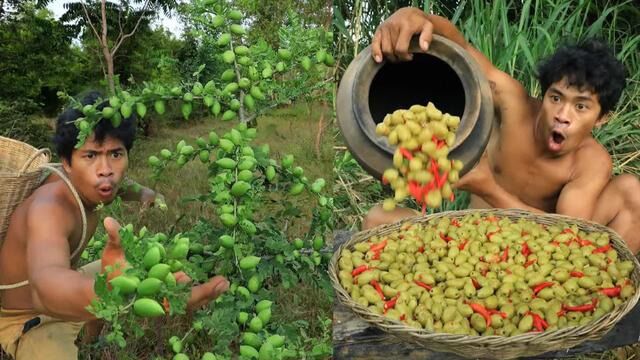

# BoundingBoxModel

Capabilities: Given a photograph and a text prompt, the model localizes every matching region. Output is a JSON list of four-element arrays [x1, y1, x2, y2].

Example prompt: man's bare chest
[[487, 120, 571, 209], [69, 212, 99, 265]]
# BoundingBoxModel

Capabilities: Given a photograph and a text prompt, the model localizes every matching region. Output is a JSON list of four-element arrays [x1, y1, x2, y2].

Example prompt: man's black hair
[[537, 38, 626, 116], [53, 91, 136, 163]]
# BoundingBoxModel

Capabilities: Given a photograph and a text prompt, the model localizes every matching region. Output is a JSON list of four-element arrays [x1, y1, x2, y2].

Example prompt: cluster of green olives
[[338, 213, 636, 336], [375, 102, 463, 211]]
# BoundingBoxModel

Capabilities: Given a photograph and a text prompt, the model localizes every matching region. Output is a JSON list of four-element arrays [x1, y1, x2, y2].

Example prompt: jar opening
[[368, 53, 466, 125]]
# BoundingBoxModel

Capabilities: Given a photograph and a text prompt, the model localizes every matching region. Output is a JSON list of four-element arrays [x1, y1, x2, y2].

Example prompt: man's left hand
[[140, 190, 167, 211], [453, 152, 496, 196]]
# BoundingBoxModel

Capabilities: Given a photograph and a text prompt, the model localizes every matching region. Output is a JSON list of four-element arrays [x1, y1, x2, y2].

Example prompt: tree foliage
[[0, 4, 80, 101]]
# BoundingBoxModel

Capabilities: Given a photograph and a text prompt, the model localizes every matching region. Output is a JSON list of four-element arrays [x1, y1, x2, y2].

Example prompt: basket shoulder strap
[[0, 280, 30, 290], [40, 164, 88, 260]]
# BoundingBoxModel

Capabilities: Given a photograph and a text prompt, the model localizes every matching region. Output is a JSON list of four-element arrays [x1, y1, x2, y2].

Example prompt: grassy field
[[99, 102, 334, 236]]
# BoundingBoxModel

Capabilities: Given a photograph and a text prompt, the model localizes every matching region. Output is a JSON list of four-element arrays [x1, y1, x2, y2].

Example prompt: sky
[[47, 0, 184, 37]]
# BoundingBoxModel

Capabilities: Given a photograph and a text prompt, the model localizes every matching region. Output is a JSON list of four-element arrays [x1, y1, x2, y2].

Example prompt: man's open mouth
[[552, 130, 566, 144], [548, 129, 566, 152], [98, 184, 114, 197]]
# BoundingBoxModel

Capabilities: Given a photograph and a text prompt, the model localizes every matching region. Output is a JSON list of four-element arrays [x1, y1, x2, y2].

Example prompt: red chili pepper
[[449, 192, 455, 202], [430, 159, 440, 186], [371, 280, 385, 300], [414, 280, 433, 291], [440, 233, 453, 242], [593, 244, 611, 254], [532, 281, 554, 295], [421, 202, 427, 215], [471, 278, 481, 289], [381, 176, 389, 185], [524, 259, 537, 268], [451, 219, 461, 227], [540, 317, 549, 329], [372, 250, 381, 260], [469, 303, 492, 327], [486, 231, 498, 240], [576, 238, 593, 247], [550, 241, 560, 247], [400, 314, 406, 321], [458, 239, 469, 250], [562, 228, 574, 234], [521, 242, 531, 257], [527, 312, 547, 331], [563, 298, 598, 312], [351, 265, 372, 277], [399, 147, 413, 160], [417, 246, 425, 253], [437, 171, 448, 188], [370, 239, 387, 252], [600, 286, 621, 297], [408, 181, 420, 201], [384, 294, 400, 312], [557, 309, 566, 317], [486, 216, 499, 222], [501, 246, 509, 262], [570, 271, 584, 278]]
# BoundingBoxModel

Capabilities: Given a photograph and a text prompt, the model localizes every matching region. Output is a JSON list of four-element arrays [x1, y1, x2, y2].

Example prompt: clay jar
[[337, 34, 494, 180]]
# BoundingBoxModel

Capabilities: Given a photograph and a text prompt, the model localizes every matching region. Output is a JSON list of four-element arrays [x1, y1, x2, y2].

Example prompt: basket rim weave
[[0, 135, 51, 176], [330, 208, 640, 359]]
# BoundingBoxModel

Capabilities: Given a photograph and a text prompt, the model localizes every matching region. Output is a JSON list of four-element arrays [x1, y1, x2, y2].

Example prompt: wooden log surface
[[332, 231, 640, 359]]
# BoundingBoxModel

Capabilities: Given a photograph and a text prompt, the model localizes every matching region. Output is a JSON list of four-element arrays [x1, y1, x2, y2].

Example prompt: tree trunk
[[104, 48, 116, 95], [315, 101, 326, 159], [100, 0, 115, 95]]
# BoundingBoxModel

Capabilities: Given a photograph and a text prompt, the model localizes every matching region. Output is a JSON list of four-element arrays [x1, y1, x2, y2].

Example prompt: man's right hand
[[371, 7, 433, 63], [101, 217, 127, 280]]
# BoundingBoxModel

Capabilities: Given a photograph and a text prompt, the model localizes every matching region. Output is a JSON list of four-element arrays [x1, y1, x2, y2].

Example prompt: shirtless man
[[0, 91, 229, 359], [362, 7, 640, 254]]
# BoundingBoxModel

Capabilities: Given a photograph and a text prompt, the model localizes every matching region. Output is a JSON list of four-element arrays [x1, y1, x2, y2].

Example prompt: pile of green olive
[[375, 102, 463, 211], [338, 213, 636, 336]]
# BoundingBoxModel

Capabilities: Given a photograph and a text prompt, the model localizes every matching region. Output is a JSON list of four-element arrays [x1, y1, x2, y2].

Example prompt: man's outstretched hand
[[371, 7, 432, 63], [102, 217, 228, 310], [174, 272, 230, 310]]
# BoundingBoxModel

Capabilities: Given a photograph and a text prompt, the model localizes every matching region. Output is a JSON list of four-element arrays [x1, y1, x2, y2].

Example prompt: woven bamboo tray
[[329, 209, 640, 359], [0, 136, 51, 244]]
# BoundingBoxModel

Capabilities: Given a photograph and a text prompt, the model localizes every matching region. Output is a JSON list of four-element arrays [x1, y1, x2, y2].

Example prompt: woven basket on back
[[330, 209, 640, 359], [0, 136, 51, 245]]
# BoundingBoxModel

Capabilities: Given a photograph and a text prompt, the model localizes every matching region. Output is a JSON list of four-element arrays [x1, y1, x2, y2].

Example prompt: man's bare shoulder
[[25, 181, 78, 230], [573, 138, 613, 179], [488, 69, 530, 105]]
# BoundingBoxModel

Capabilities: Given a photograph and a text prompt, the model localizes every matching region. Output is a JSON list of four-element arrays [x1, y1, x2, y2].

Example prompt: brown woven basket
[[0, 136, 51, 245], [330, 209, 640, 359]]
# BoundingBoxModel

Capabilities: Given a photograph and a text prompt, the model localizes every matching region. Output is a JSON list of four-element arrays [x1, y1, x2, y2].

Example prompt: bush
[[0, 100, 52, 150]]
